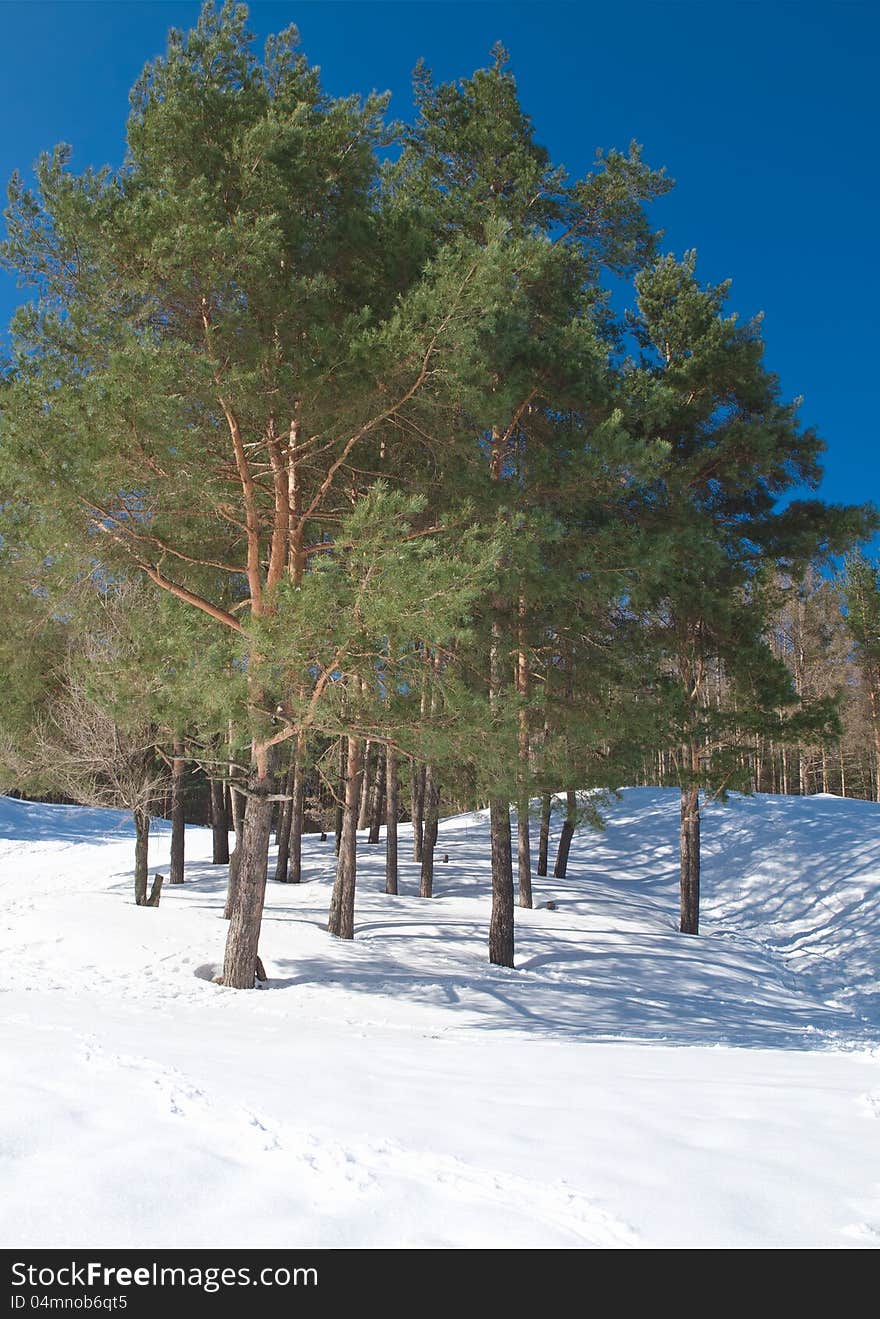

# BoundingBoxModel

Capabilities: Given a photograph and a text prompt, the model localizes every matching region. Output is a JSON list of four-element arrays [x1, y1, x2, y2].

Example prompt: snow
[[1, 787, 879, 1249]]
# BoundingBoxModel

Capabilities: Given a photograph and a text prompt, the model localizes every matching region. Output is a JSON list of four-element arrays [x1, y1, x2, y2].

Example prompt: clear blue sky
[[1, 1, 877, 510]]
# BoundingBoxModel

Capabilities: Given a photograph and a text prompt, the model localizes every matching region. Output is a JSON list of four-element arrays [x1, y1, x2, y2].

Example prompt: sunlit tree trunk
[[328, 737, 363, 940]]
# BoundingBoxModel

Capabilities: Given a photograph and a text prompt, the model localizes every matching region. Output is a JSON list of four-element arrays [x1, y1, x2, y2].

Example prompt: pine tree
[[626, 253, 875, 932], [0, 3, 503, 983], [390, 47, 671, 966]]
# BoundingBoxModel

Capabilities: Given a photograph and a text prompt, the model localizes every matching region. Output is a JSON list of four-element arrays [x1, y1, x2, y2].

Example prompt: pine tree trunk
[[489, 797, 514, 967], [273, 765, 295, 883], [515, 612, 533, 907], [553, 789, 577, 878], [411, 761, 426, 862], [419, 764, 439, 898], [230, 780, 244, 844], [385, 749, 398, 895], [328, 737, 362, 940], [368, 746, 386, 844], [517, 799, 532, 908], [227, 782, 245, 887], [209, 779, 230, 864], [357, 740, 373, 830], [288, 740, 306, 885], [334, 737, 346, 857], [553, 821, 574, 877], [224, 785, 246, 920], [222, 761, 276, 987], [485, 424, 517, 966], [228, 719, 245, 870], [679, 780, 701, 935], [487, 561, 515, 966], [224, 857, 239, 921], [537, 792, 551, 876], [133, 808, 150, 906], [169, 740, 186, 885]]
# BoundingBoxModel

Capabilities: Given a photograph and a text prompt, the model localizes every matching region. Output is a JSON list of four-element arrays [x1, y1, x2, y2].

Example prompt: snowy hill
[[1, 788, 879, 1248]]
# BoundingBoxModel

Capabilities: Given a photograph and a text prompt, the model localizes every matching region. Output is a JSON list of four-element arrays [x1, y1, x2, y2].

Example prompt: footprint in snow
[[307, 1133, 640, 1247], [80, 1038, 281, 1152]]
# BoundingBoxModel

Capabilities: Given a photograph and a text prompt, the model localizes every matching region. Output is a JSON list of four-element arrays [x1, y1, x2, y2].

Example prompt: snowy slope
[[1, 788, 879, 1249]]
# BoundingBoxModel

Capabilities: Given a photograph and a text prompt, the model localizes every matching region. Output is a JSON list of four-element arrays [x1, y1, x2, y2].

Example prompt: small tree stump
[[145, 874, 164, 907]]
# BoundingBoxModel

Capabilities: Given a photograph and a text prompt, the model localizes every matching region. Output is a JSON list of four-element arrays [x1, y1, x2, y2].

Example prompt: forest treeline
[[0, 3, 877, 985]]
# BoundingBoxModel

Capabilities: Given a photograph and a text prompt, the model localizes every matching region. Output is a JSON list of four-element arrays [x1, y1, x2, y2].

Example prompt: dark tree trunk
[[553, 789, 577, 878], [169, 740, 186, 885], [680, 781, 701, 935], [288, 740, 306, 884], [419, 764, 440, 898], [222, 762, 276, 988], [334, 737, 345, 857], [385, 749, 399, 895], [133, 808, 150, 906], [489, 797, 514, 967], [537, 792, 551, 876], [273, 765, 295, 883], [411, 761, 426, 862], [209, 779, 230, 864], [368, 746, 386, 844], [328, 737, 362, 940]]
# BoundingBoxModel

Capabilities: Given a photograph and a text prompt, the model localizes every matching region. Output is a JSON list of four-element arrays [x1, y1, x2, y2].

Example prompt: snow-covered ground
[[1, 787, 879, 1249]]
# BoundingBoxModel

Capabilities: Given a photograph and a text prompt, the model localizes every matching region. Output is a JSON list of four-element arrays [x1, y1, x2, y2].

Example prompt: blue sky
[[0, 1, 877, 510]]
